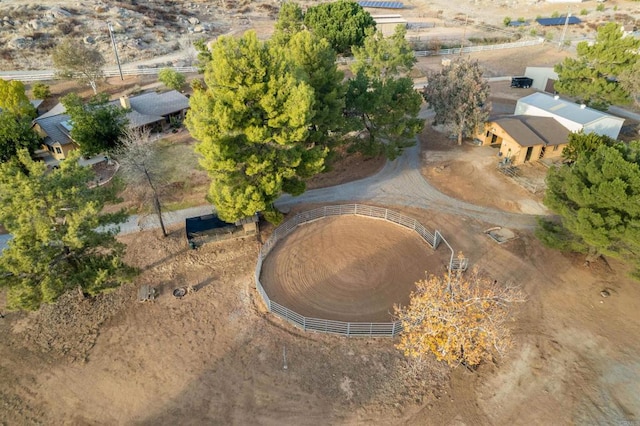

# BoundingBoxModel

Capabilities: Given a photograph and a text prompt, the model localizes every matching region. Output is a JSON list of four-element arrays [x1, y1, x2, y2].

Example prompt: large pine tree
[[185, 31, 327, 223], [346, 26, 424, 159], [540, 138, 640, 276], [0, 150, 134, 310]]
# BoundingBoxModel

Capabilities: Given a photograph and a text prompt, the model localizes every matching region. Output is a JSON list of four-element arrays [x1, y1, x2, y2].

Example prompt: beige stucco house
[[476, 116, 570, 165]]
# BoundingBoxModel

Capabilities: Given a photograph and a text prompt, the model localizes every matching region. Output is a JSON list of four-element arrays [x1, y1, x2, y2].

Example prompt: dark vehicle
[[511, 77, 533, 88]]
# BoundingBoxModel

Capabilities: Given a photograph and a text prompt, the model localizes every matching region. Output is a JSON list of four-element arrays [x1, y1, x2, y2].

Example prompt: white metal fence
[[0, 66, 198, 82], [413, 37, 545, 57], [254, 204, 461, 337]]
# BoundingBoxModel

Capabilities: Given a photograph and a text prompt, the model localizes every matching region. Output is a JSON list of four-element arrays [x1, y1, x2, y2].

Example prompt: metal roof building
[[515, 92, 624, 139], [536, 16, 582, 26], [357, 1, 404, 9]]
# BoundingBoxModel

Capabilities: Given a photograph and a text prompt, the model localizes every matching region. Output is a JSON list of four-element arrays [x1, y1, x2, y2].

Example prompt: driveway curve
[[276, 142, 541, 230]]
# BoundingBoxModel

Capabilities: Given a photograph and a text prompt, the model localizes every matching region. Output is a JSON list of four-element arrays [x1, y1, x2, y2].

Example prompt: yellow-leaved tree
[[394, 264, 525, 368]]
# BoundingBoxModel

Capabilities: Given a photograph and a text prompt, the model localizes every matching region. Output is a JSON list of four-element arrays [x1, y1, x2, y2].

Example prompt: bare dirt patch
[[306, 150, 385, 190], [419, 125, 549, 215]]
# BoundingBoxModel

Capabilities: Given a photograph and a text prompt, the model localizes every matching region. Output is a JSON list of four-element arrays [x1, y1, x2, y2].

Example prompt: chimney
[[554, 95, 560, 100], [120, 95, 131, 109], [580, 104, 586, 109]]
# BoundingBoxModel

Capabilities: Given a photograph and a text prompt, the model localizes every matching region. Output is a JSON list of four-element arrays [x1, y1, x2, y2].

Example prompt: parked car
[[511, 77, 534, 88]]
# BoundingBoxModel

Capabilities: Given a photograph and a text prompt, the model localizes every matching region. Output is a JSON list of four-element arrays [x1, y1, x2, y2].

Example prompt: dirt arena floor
[[260, 215, 450, 322]]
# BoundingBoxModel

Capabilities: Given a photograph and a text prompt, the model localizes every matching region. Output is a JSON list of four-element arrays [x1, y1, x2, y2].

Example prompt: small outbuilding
[[371, 14, 408, 35], [524, 66, 558, 93], [186, 213, 259, 248]]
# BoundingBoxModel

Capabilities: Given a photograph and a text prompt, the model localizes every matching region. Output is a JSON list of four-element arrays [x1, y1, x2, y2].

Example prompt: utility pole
[[460, 14, 468, 56], [559, 11, 571, 50], [107, 22, 124, 80]]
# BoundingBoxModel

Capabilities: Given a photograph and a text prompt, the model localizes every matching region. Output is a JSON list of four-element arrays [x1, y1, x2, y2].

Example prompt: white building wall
[[583, 117, 625, 139], [524, 67, 559, 92]]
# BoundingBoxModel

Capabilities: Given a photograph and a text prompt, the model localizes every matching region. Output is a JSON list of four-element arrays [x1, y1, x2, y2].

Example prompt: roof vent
[[580, 104, 586, 109], [554, 95, 560, 100]]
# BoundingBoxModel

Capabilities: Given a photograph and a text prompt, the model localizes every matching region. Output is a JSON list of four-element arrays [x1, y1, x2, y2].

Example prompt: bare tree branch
[[115, 128, 168, 237]]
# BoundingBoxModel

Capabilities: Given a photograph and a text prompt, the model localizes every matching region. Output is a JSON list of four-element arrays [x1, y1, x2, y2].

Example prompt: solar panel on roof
[[536, 16, 581, 26], [357, 1, 404, 9]]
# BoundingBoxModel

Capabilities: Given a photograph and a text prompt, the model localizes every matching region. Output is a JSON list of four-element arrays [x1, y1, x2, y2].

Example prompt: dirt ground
[[420, 125, 550, 215], [3, 200, 639, 425], [260, 215, 449, 322], [2, 21, 640, 426]]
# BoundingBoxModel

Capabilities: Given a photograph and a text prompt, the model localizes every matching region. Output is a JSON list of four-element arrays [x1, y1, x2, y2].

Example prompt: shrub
[[530, 28, 538, 36], [32, 83, 51, 99], [596, 3, 605, 11], [517, 17, 525, 22], [580, 9, 588, 15], [551, 11, 560, 18], [503, 16, 512, 26], [158, 68, 186, 91]]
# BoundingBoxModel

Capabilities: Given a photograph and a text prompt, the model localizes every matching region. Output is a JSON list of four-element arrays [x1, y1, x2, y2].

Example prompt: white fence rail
[[0, 66, 198, 82], [254, 204, 462, 337], [413, 38, 545, 57]]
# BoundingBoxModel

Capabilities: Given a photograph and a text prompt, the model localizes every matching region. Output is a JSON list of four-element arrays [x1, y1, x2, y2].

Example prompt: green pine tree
[[0, 149, 135, 311], [346, 26, 424, 159], [304, 0, 376, 55], [539, 139, 640, 277], [61, 93, 129, 156], [185, 31, 327, 224], [0, 79, 37, 119], [554, 22, 640, 110], [287, 30, 346, 149]]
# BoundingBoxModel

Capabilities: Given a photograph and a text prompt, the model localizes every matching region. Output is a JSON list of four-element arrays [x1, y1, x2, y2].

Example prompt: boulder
[[47, 7, 72, 19], [28, 19, 44, 30], [188, 17, 200, 25], [193, 24, 204, 33], [125, 39, 149, 50], [8, 37, 31, 49], [84, 36, 95, 44], [110, 20, 126, 33]]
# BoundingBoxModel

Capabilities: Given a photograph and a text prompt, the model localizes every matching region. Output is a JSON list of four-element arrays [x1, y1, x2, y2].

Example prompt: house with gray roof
[[33, 90, 190, 160]]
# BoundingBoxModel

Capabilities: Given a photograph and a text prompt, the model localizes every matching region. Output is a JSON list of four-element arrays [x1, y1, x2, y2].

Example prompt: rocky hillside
[[0, 0, 280, 70]]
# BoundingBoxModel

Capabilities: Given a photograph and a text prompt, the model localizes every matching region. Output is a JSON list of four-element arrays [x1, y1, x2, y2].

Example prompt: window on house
[[55, 147, 62, 154], [553, 145, 559, 151]]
